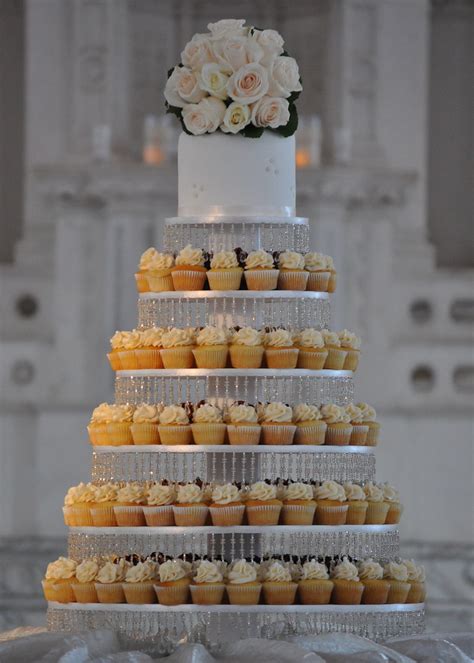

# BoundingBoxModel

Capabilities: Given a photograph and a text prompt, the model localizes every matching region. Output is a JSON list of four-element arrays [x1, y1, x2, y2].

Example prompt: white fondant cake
[[178, 132, 295, 218]]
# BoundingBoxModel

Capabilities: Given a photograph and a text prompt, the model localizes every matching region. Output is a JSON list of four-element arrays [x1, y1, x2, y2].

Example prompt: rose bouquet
[[164, 19, 302, 138]]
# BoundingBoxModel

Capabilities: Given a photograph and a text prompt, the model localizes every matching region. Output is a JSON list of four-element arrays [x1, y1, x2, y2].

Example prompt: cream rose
[[182, 97, 226, 135], [268, 56, 302, 98], [207, 19, 247, 39], [253, 29, 284, 67], [251, 95, 289, 128], [198, 63, 229, 99], [227, 63, 269, 104], [164, 66, 206, 108], [221, 101, 251, 133], [213, 36, 263, 72], [181, 35, 215, 70]]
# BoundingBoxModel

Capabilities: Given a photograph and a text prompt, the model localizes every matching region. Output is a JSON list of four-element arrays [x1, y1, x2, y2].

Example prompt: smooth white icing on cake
[[178, 132, 295, 218]]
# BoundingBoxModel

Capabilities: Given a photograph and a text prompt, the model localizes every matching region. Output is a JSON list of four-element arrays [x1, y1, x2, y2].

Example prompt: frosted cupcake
[[295, 328, 328, 369], [72, 558, 99, 603], [192, 403, 226, 445], [136, 327, 164, 369], [171, 245, 207, 290], [321, 330, 347, 370], [106, 331, 126, 370], [326, 255, 337, 293], [277, 251, 308, 290], [293, 403, 327, 445], [144, 483, 176, 526], [192, 326, 229, 368], [190, 560, 225, 605], [229, 327, 264, 368], [160, 327, 196, 368], [404, 559, 426, 603], [114, 483, 147, 527], [154, 559, 191, 605], [90, 482, 119, 527], [259, 402, 296, 445], [130, 403, 162, 445], [158, 405, 192, 445], [87, 403, 124, 446], [344, 403, 368, 445], [95, 559, 129, 604], [244, 250, 279, 290], [209, 483, 245, 526], [281, 482, 316, 525], [226, 559, 262, 605], [339, 329, 361, 371], [63, 482, 96, 527], [356, 403, 380, 446], [304, 252, 331, 292], [363, 482, 390, 524], [343, 482, 368, 525], [330, 557, 364, 604], [262, 560, 298, 605], [135, 248, 175, 292], [173, 482, 209, 527], [314, 480, 348, 525], [383, 483, 403, 524], [358, 559, 390, 604], [384, 561, 410, 603], [298, 560, 334, 604], [123, 559, 158, 604], [264, 329, 299, 369], [207, 250, 243, 290], [108, 330, 141, 370], [226, 403, 261, 445], [321, 403, 352, 446], [42, 557, 77, 603], [245, 481, 282, 526]]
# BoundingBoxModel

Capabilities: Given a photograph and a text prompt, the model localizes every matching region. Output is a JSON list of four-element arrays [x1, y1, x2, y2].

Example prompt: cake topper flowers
[[165, 19, 302, 138]]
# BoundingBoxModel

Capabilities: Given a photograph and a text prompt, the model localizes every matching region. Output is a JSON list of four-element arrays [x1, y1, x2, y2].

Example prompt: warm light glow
[[296, 148, 311, 169], [143, 145, 165, 165]]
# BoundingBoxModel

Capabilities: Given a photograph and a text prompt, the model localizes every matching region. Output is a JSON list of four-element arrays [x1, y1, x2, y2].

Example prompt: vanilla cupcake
[[171, 245, 207, 290], [172, 482, 208, 527], [95, 559, 129, 603], [42, 557, 77, 603], [114, 483, 146, 527], [383, 483, 403, 524], [135, 248, 175, 292], [123, 559, 158, 604], [298, 560, 333, 604], [281, 482, 316, 525], [384, 561, 410, 604], [363, 482, 390, 524], [277, 251, 308, 290], [259, 402, 296, 445], [229, 327, 264, 368], [244, 250, 279, 290], [87, 403, 134, 447], [262, 560, 298, 605], [358, 559, 390, 604], [344, 403, 368, 445], [403, 559, 426, 603], [226, 403, 261, 445], [207, 250, 243, 290], [209, 483, 245, 526], [136, 327, 165, 369], [326, 255, 337, 293], [321, 403, 352, 446], [72, 558, 100, 603], [321, 329, 347, 370], [192, 326, 229, 368], [356, 402, 380, 446], [63, 482, 96, 527], [304, 252, 331, 292], [293, 403, 327, 445], [295, 328, 328, 370], [330, 557, 364, 604], [154, 559, 191, 605], [343, 482, 368, 525], [160, 327, 196, 369], [90, 482, 119, 527], [245, 481, 282, 526], [144, 482, 176, 526], [339, 329, 361, 371], [106, 331, 126, 370], [264, 328, 298, 369], [314, 480, 348, 525], [226, 559, 261, 605], [108, 330, 141, 370], [190, 560, 225, 605], [131, 403, 162, 445], [191, 403, 226, 445], [158, 404, 192, 445], [87, 403, 117, 446]]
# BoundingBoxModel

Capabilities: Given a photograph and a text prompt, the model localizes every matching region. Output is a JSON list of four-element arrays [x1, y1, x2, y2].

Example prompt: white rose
[[198, 63, 229, 99], [181, 34, 216, 70], [268, 56, 302, 98], [213, 36, 263, 72], [182, 97, 226, 135], [227, 63, 269, 104], [207, 19, 247, 39], [221, 102, 251, 134], [253, 29, 284, 67], [251, 96, 289, 128], [164, 66, 206, 108]]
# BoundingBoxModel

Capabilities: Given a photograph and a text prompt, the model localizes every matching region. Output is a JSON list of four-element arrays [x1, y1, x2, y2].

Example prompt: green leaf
[[240, 124, 265, 138], [274, 104, 298, 137], [165, 103, 183, 119]]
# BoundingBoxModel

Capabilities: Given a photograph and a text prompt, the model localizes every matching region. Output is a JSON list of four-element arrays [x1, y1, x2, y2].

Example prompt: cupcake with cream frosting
[[277, 251, 308, 291], [321, 329, 348, 370], [192, 326, 229, 368], [339, 329, 361, 371], [326, 255, 337, 293], [113, 483, 147, 527], [331, 557, 364, 604], [135, 247, 175, 293], [294, 328, 328, 370], [259, 401, 296, 445], [191, 402, 226, 445], [172, 482, 209, 527], [226, 559, 261, 605], [171, 245, 207, 290], [190, 560, 225, 605], [158, 404, 192, 445], [108, 330, 141, 370], [314, 480, 348, 525], [293, 403, 327, 445], [344, 403, 368, 445], [88, 402, 130, 446], [95, 558, 129, 604], [383, 483, 403, 524], [226, 402, 261, 445], [207, 250, 243, 290], [358, 559, 390, 604], [321, 403, 353, 446], [363, 482, 390, 524], [264, 328, 299, 369], [131, 403, 162, 445], [404, 559, 426, 603], [298, 559, 333, 604], [384, 561, 410, 603], [143, 482, 176, 527], [262, 560, 298, 604], [356, 402, 380, 446], [154, 559, 191, 605], [160, 327, 196, 369], [136, 327, 165, 369], [72, 558, 100, 603], [244, 250, 279, 290], [42, 557, 77, 603], [90, 482, 119, 527], [123, 559, 158, 604], [304, 252, 331, 292], [229, 327, 264, 368], [343, 482, 368, 525], [63, 482, 97, 527], [281, 481, 316, 525], [245, 481, 282, 526], [209, 483, 245, 526]]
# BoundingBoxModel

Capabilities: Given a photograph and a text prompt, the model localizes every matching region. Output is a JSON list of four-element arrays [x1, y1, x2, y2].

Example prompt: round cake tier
[[115, 370, 354, 406], [68, 526, 399, 561], [47, 603, 425, 646], [164, 217, 309, 253], [91, 446, 375, 484], [138, 291, 330, 330]]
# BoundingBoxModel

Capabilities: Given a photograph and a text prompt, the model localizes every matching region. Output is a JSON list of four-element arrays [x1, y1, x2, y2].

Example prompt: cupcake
[[143, 483, 176, 526], [95, 559, 129, 603], [304, 252, 331, 292], [90, 483, 119, 527], [244, 250, 279, 290], [343, 483, 368, 525], [363, 482, 390, 524], [190, 560, 225, 605], [262, 560, 298, 604], [113, 483, 147, 526], [63, 482, 96, 527], [321, 330, 347, 370], [226, 403, 261, 445], [209, 483, 245, 526], [293, 403, 327, 445], [207, 250, 243, 290], [191, 403, 226, 445], [314, 480, 348, 525], [158, 405, 192, 445], [171, 245, 207, 290], [123, 559, 158, 604], [356, 403, 380, 446], [321, 404, 352, 446], [87, 403, 117, 446], [130, 403, 162, 445], [72, 558, 100, 603], [339, 329, 361, 371], [264, 329, 299, 369], [154, 559, 191, 605], [101, 404, 134, 446], [259, 402, 296, 445], [326, 255, 337, 293], [229, 327, 264, 368], [295, 328, 328, 370], [245, 481, 282, 526], [344, 403, 368, 445], [108, 330, 141, 371], [42, 557, 77, 603], [192, 326, 229, 368], [384, 561, 410, 603], [358, 559, 390, 604], [331, 557, 364, 604], [277, 251, 308, 290], [135, 248, 175, 292], [383, 483, 403, 524], [172, 482, 209, 527], [160, 327, 196, 368], [281, 482, 316, 525], [136, 327, 165, 369], [403, 559, 426, 603], [226, 559, 261, 605], [298, 560, 334, 604]]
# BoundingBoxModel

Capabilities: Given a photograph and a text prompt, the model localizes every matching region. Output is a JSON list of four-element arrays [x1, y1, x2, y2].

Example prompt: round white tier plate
[[166, 216, 309, 225], [92, 444, 373, 453], [117, 369, 352, 377], [139, 290, 329, 300]]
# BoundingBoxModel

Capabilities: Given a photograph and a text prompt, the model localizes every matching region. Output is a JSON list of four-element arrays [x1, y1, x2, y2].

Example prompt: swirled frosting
[[161, 327, 195, 348], [93, 483, 119, 504], [358, 559, 384, 580], [264, 329, 293, 347], [75, 559, 99, 583], [227, 403, 258, 424], [139, 248, 174, 272], [110, 331, 128, 350], [403, 559, 425, 582], [344, 403, 364, 424], [321, 330, 341, 347], [230, 327, 262, 346], [315, 480, 346, 502], [284, 482, 313, 501], [304, 252, 329, 271], [159, 559, 187, 582], [320, 404, 345, 424], [114, 330, 141, 350], [97, 560, 128, 584], [363, 482, 384, 503], [125, 560, 158, 583], [212, 483, 241, 504], [210, 251, 239, 269], [147, 483, 175, 506], [139, 327, 165, 348], [301, 560, 329, 580], [293, 403, 322, 423], [295, 328, 324, 349], [278, 251, 305, 270], [64, 483, 96, 505], [193, 403, 223, 423], [264, 561, 292, 582], [159, 405, 189, 425], [331, 558, 359, 581], [325, 255, 335, 270], [248, 481, 277, 501], [176, 483, 204, 504], [195, 326, 228, 346], [194, 560, 223, 584], [228, 559, 258, 584], [356, 403, 377, 422], [245, 250, 274, 270], [45, 557, 77, 580], [260, 402, 293, 423], [90, 403, 115, 423], [382, 483, 400, 503], [384, 561, 408, 582], [133, 404, 161, 423], [175, 245, 205, 267], [116, 483, 146, 504], [343, 483, 366, 502], [339, 329, 361, 350]]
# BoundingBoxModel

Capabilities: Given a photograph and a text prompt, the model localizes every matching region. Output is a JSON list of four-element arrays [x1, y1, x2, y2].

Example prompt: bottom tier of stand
[[47, 602, 425, 649]]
